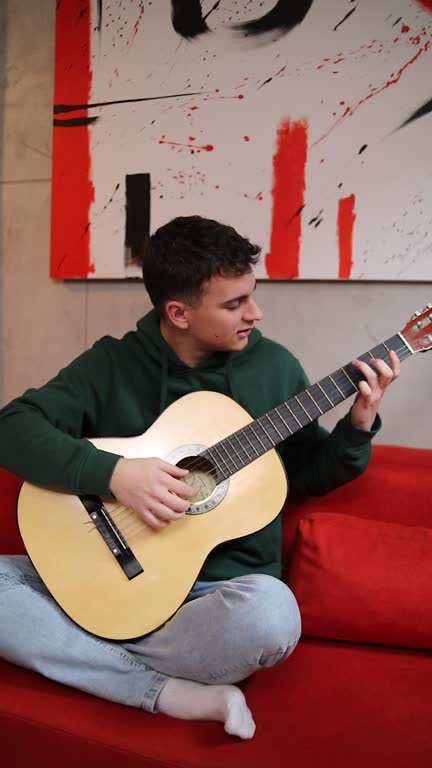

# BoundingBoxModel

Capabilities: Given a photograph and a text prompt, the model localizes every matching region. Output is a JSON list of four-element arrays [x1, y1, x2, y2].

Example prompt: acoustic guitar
[[17, 306, 432, 639]]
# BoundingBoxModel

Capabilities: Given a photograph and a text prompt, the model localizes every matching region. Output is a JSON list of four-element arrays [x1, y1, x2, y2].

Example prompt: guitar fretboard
[[201, 333, 412, 482]]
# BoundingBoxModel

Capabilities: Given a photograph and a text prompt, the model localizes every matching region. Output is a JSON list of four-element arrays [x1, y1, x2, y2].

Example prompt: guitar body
[[17, 391, 288, 640]]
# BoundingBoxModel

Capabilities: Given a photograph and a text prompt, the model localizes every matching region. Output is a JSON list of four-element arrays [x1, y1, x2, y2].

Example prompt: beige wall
[[1, 0, 431, 448]]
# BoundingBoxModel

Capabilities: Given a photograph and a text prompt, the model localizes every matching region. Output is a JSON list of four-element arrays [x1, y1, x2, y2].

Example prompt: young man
[[0, 216, 399, 739]]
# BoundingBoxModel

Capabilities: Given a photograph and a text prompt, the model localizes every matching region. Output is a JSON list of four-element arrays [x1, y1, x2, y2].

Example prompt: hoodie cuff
[[336, 411, 382, 445], [78, 445, 122, 496]]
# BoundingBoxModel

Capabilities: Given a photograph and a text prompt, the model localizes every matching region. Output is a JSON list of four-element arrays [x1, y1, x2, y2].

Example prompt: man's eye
[[226, 302, 240, 310]]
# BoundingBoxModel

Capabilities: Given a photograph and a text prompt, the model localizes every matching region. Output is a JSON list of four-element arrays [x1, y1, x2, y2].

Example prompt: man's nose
[[245, 298, 263, 321]]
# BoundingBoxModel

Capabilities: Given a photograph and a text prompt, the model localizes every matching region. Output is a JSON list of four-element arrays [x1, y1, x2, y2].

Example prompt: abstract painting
[[51, 0, 432, 279]]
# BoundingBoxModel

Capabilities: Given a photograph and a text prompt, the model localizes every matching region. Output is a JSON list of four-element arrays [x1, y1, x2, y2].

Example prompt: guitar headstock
[[401, 304, 432, 353]]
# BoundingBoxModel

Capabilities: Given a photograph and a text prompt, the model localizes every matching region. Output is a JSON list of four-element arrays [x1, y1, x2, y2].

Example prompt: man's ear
[[164, 299, 190, 329]]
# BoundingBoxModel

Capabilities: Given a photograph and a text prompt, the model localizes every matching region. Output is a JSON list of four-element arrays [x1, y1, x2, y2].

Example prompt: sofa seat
[[2, 638, 432, 768]]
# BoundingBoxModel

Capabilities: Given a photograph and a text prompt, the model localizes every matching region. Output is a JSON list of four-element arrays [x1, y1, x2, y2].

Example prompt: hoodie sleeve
[[0, 342, 121, 495], [278, 364, 381, 497]]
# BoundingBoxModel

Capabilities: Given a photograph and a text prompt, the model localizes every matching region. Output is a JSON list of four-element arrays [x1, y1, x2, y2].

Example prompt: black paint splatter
[[358, 144, 368, 154], [398, 97, 432, 129], [258, 76, 273, 89], [171, 0, 209, 39], [54, 92, 203, 118], [171, 0, 314, 40], [95, 0, 103, 32], [236, 0, 314, 36], [308, 210, 324, 227], [333, 5, 357, 32], [102, 183, 120, 212], [203, 1, 222, 24], [53, 116, 99, 127]]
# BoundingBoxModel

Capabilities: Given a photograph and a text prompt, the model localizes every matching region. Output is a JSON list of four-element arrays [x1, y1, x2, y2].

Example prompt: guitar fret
[[211, 444, 233, 474], [295, 395, 313, 421], [329, 375, 344, 397], [316, 381, 334, 406], [306, 388, 323, 415], [242, 427, 260, 456], [264, 412, 284, 440], [233, 431, 252, 461], [315, 393, 331, 412], [274, 406, 294, 435], [341, 366, 357, 390], [250, 424, 268, 451], [285, 403, 303, 428], [225, 436, 246, 466], [257, 416, 278, 446]]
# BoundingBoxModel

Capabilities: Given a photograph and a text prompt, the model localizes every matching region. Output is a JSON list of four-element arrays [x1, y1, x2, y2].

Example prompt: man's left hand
[[350, 349, 400, 431]]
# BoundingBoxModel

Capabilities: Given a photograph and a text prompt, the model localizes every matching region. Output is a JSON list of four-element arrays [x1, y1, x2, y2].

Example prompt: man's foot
[[156, 677, 256, 739]]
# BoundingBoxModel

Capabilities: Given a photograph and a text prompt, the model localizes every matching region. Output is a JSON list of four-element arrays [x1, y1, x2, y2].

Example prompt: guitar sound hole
[[177, 455, 217, 505]]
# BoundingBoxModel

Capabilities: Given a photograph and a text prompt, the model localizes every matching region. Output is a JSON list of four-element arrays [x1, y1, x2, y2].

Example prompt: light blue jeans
[[0, 555, 301, 712]]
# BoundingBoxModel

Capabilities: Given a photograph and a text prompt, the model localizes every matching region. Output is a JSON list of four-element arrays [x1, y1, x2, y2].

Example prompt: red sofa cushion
[[289, 512, 432, 649], [281, 444, 432, 567]]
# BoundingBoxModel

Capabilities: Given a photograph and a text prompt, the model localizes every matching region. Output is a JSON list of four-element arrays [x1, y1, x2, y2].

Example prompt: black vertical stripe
[[125, 173, 151, 261]]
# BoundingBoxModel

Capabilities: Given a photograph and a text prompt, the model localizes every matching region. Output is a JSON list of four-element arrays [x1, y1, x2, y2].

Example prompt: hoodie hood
[[136, 309, 262, 413]]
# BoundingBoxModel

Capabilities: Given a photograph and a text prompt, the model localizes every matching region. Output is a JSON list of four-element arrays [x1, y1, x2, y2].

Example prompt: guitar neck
[[203, 332, 413, 482]]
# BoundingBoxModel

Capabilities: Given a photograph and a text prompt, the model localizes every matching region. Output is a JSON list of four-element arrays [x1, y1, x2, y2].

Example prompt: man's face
[[184, 270, 264, 356]]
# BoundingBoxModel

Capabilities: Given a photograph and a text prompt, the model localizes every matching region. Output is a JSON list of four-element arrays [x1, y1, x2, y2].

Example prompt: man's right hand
[[109, 457, 194, 529]]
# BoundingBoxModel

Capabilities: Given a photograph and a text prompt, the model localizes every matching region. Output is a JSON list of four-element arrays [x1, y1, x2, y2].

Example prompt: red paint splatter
[[243, 192, 263, 201], [265, 119, 308, 279], [338, 195, 356, 279], [158, 136, 214, 151], [314, 34, 431, 146], [401, 24, 410, 33], [415, 0, 432, 12], [51, 0, 94, 278], [243, 135, 250, 141], [128, 1, 145, 46]]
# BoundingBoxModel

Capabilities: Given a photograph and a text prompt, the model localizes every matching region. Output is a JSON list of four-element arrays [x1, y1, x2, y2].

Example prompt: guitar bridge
[[80, 495, 143, 580]]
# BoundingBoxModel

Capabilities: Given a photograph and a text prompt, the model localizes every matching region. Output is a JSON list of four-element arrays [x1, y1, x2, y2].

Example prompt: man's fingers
[[164, 489, 191, 514], [161, 459, 190, 477], [167, 476, 194, 499], [353, 357, 396, 390], [141, 509, 169, 529]]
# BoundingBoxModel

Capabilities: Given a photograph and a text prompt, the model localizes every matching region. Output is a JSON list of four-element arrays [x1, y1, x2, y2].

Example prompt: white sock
[[156, 678, 256, 740]]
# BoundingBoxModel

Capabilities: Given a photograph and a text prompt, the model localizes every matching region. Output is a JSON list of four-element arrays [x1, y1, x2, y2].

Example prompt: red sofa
[[2, 445, 432, 768]]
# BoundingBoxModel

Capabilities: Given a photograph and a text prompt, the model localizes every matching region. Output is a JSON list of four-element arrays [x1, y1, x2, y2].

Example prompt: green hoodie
[[0, 310, 379, 580]]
